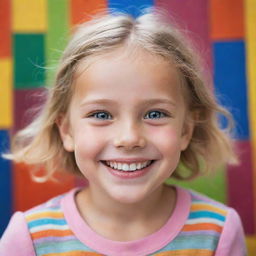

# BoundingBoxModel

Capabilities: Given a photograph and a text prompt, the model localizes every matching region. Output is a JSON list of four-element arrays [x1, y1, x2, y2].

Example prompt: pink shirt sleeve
[[0, 212, 36, 256], [215, 208, 247, 256]]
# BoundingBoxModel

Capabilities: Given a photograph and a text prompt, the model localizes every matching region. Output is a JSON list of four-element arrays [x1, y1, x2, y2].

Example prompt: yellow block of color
[[12, 0, 47, 32], [0, 59, 12, 128], [245, 0, 256, 231], [246, 235, 256, 255]]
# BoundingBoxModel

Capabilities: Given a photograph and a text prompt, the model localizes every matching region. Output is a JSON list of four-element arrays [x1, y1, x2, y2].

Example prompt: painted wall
[[0, 0, 255, 253]]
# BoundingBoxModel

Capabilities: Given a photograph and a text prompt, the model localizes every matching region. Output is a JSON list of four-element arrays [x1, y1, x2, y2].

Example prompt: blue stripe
[[108, 0, 154, 17], [36, 240, 95, 255], [189, 211, 225, 221], [28, 218, 67, 228], [154, 234, 219, 252], [0, 130, 12, 236]]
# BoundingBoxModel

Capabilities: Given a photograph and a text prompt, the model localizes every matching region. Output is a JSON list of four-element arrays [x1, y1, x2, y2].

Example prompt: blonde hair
[[5, 9, 238, 181]]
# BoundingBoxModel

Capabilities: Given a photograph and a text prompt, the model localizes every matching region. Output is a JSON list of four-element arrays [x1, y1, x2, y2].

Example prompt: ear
[[180, 117, 194, 151], [56, 114, 74, 152]]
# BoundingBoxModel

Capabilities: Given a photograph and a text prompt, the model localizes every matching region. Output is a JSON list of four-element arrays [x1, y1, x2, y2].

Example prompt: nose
[[113, 120, 146, 150]]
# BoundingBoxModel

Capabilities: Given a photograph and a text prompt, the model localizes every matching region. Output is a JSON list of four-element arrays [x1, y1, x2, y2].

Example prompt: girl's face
[[59, 48, 194, 204]]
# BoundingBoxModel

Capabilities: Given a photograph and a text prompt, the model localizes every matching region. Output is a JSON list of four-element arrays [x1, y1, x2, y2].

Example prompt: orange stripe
[[191, 204, 227, 216], [182, 223, 222, 233], [31, 229, 74, 239], [26, 212, 64, 221], [45, 252, 103, 256], [155, 249, 213, 256]]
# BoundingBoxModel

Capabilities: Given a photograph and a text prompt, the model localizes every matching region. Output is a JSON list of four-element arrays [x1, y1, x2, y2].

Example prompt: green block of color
[[14, 34, 45, 89], [46, 0, 69, 85], [166, 165, 227, 204]]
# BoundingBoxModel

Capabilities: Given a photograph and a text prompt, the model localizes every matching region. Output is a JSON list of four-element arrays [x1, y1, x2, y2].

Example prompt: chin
[[107, 187, 151, 205]]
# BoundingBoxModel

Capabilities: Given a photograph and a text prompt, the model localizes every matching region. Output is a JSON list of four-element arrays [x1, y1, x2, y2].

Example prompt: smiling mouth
[[100, 160, 155, 172]]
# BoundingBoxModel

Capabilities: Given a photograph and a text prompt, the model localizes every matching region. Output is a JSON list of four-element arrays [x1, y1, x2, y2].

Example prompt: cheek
[[147, 126, 182, 154], [73, 126, 107, 161]]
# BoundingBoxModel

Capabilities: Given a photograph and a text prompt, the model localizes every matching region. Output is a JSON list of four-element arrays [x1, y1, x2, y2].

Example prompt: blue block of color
[[0, 130, 12, 236], [108, 0, 154, 17], [213, 41, 249, 139]]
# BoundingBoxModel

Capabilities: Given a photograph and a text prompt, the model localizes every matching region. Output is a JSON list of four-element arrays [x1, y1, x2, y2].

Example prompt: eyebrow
[[80, 99, 118, 107], [80, 98, 176, 107]]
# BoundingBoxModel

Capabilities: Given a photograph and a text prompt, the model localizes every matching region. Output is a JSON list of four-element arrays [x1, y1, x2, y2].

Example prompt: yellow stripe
[[12, 0, 47, 32], [26, 211, 64, 221], [44, 252, 103, 256], [155, 249, 213, 256], [191, 203, 227, 216], [0, 58, 12, 128], [245, 0, 256, 231]]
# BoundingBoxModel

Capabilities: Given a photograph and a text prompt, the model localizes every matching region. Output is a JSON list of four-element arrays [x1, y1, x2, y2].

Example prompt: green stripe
[[46, 0, 69, 85]]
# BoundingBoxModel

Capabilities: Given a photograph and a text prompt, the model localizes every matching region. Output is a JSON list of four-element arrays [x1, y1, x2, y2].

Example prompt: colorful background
[[0, 0, 255, 253]]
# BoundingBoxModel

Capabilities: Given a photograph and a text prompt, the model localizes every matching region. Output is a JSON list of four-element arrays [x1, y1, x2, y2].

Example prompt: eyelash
[[87, 110, 169, 120], [88, 111, 112, 120]]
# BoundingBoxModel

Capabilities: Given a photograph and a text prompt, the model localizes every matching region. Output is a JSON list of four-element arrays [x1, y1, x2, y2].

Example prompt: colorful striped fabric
[[25, 195, 97, 255], [23, 188, 231, 256], [152, 193, 228, 255]]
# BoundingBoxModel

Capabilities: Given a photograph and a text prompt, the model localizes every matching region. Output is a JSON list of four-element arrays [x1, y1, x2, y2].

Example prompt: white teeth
[[105, 160, 152, 172], [130, 163, 136, 171], [136, 163, 142, 169], [123, 164, 129, 171]]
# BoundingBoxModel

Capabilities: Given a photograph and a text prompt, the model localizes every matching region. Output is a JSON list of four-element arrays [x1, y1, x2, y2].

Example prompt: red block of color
[[14, 163, 75, 211], [156, 0, 213, 78], [210, 0, 244, 40], [0, 0, 11, 57], [71, 0, 107, 25], [227, 140, 255, 234]]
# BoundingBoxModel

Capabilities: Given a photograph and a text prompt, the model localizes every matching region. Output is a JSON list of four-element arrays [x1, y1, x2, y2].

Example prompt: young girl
[[0, 10, 247, 256]]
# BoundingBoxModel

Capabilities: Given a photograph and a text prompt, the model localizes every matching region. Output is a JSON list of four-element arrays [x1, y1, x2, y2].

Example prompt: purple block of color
[[156, 0, 212, 71], [227, 140, 255, 234], [14, 88, 47, 132]]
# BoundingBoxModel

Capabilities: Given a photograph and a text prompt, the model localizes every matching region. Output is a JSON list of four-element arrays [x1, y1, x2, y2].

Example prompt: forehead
[[72, 47, 184, 104]]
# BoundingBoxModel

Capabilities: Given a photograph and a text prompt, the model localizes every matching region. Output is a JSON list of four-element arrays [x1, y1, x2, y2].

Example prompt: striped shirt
[[0, 186, 247, 256]]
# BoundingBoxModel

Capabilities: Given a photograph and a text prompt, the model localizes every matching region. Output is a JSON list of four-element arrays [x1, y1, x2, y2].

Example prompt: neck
[[76, 184, 176, 241]]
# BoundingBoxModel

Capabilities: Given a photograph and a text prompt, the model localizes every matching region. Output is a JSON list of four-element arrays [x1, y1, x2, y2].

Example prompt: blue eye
[[90, 111, 112, 120], [145, 111, 167, 119]]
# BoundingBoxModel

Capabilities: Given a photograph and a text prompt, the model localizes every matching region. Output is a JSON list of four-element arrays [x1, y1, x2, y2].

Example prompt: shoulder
[[180, 187, 247, 255], [180, 187, 231, 220], [0, 188, 79, 256], [0, 211, 36, 256], [23, 188, 79, 235], [24, 191, 68, 220]]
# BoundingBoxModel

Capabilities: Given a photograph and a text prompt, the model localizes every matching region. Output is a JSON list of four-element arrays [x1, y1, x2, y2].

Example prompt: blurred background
[[0, 0, 255, 253]]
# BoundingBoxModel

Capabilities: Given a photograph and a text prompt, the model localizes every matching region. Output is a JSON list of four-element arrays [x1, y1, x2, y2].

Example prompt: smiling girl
[[0, 9, 246, 256]]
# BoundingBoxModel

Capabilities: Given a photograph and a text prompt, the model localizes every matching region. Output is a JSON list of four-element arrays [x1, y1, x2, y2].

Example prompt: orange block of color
[[0, 0, 11, 57], [210, 0, 244, 39], [13, 163, 75, 211], [71, 0, 107, 25]]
